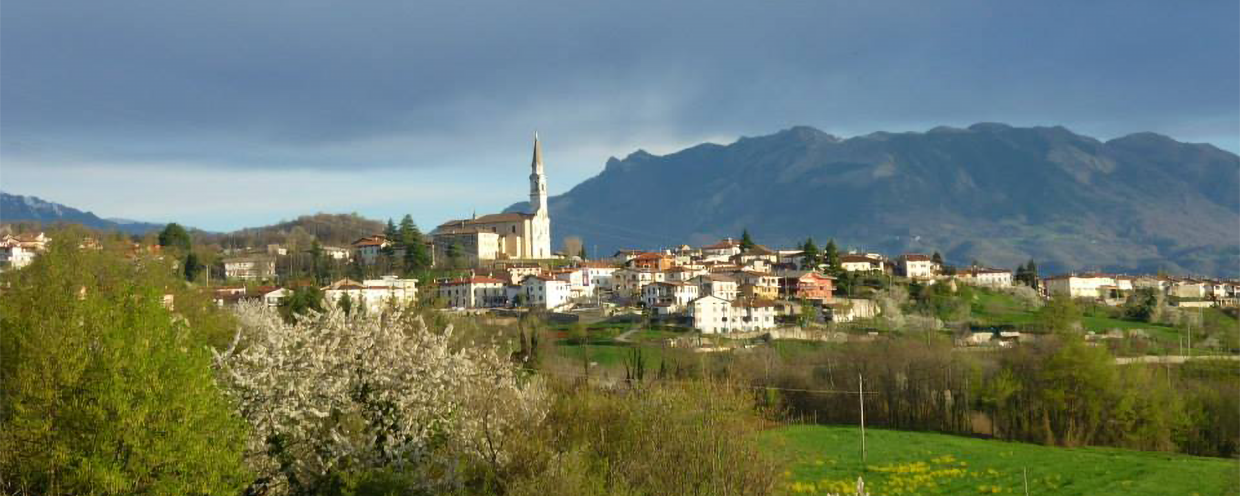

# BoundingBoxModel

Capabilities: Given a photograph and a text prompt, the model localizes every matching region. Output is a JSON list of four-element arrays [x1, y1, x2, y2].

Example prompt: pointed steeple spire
[[531, 131, 543, 174]]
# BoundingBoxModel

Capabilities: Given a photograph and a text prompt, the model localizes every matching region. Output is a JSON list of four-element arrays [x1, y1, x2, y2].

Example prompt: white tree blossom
[[214, 302, 545, 494]]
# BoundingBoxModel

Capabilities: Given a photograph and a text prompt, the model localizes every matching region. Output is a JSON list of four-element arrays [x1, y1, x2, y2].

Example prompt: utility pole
[[859, 373, 867, 463]]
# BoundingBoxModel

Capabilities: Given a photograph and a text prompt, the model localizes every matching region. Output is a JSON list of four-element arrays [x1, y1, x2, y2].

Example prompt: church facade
[[432, 134, 552, 263]]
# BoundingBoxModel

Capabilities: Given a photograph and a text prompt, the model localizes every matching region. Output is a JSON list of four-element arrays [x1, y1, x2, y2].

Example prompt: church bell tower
[[530, 132, 548, 217]]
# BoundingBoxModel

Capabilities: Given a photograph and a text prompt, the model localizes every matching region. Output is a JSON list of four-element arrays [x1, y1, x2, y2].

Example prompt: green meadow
[[763, 425, 1238, 496]]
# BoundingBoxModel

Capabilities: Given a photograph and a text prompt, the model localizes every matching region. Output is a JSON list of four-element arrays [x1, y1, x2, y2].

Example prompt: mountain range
[[509, 123, 1239, 276], [0, 192, 165, 235]]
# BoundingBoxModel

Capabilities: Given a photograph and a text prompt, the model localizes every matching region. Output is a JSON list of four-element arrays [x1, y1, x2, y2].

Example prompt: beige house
[[432, 230, 501, 267], [613, 268, 665, 298], [641, 281, 700, 312], [352, 235, 390, 265], [960, 267, 1013, 287], [840, 254, 884, 273]]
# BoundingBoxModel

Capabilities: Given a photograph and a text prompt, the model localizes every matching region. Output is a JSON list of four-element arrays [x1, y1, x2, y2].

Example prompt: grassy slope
[[762, 425, 1238, 496], [970, 289, 1186, 342]]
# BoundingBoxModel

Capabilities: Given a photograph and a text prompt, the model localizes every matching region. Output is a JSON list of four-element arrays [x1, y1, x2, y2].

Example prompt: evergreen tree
[[309, 240, 327, 284], [823, 239, 841, 275], [579, 246, 588, 260], [1025, 259, 1040, 289], [183, 251, 203, 282], [1015, 263, 1029, 286], [931, 251, 944, 267], [398, 215, 431, 273], [157, 222, 192, 253], [801, 238, 820, 268], [338, 291, 354, 316], [740, 229, 755, 251]]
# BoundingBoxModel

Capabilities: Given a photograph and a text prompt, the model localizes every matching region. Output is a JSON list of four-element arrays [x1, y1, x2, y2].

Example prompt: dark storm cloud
[[3, 0, 1237, 172]]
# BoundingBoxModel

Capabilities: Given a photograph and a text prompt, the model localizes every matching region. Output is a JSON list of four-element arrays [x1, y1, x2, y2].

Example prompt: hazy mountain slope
[[0, 192, 164, 235], [510, 124, 1239, 276]]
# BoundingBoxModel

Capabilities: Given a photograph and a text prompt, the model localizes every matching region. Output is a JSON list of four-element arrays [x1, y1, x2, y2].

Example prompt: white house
[[322, 246, 352, 261], [262, 288, 290, 307], [840, 254, 884, 273], [323, 276, 419, 312], [438, 276, 507, 308], [578, 262, 619, 290], [961, 267, 1013, 287], [700, 238, 743, 261], [0, 233, 49, 270], [689, 296, 778, 333], [552, 267, 595, 298], [1044, 274, 1117, 299], [521, 275, 570, 310], [899, 254, 936, 280], [664, 265, 708, 282], [501, 263, 544, 285]]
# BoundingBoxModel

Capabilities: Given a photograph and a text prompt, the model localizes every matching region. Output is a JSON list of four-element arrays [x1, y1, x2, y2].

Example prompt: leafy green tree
[[157, 222, 192, 253], [1038, 293, 1081, 333], [183, 251, 204, 282], [823, 239, 841, 275], [0, 235, 251, 495], [740, 229, 755, 251], [801, 238, 820, 268], [1123, 288, 1162, 323]]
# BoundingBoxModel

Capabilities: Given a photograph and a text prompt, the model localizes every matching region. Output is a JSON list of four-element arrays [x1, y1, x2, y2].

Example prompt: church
[[431, 134, 553, 264]]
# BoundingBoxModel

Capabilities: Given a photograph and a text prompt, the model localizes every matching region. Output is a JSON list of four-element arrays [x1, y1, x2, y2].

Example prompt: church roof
[[437, 212, 534, 229]]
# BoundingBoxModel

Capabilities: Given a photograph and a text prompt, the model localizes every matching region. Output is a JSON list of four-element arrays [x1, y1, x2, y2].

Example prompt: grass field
[[762, 425, 1238, 496]]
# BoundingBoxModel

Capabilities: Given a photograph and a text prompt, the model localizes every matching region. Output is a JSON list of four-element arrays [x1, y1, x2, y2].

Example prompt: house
[[0, 232, 49, 270], [690, 296, 778, 334], [898, 254, 936, 280], [613, 268, 665, 298], [521, 275, 571, 310], [689, 295, 735, 334], [552, 267, 595, 298], [691, 274, 740, 301], [223, 255, 276, 281], [840, 254, 884, 273], [784, 271, 835, 302], [438, 276, 508, 308], [701, 238, 744, 261], [352, 235, 391, 265], [263, 287, 290, 307], [323, 276, 419, 312], [736, 244, 779, 265], [267, 244, 289, 256], [1169, 280, 1208, 299], [737, 270, 780, 300], [664, 265, 707, 282], [640, 281, 700, 311], [499, 263, 544, 284], [1044, 274, 1125, 300], [577, 262, 619, 290], [626, 252, 673, 271], [959, 267, 1013, 287], [322, 246, 352, 260]]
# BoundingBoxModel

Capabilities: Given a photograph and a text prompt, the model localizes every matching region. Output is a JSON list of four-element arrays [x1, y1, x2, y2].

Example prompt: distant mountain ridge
[[0, 192, 165, 235], [509, 123, 1239, 276]]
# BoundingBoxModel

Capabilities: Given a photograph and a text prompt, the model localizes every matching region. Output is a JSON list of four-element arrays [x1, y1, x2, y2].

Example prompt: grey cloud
[[2, 0, 1237, 175]]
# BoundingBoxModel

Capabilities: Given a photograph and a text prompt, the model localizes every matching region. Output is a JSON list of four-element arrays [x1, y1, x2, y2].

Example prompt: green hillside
[[763, 425, 1238, 496]]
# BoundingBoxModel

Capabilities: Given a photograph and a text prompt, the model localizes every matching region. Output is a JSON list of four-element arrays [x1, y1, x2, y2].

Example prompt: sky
[[2, 0, 1237, 232]]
